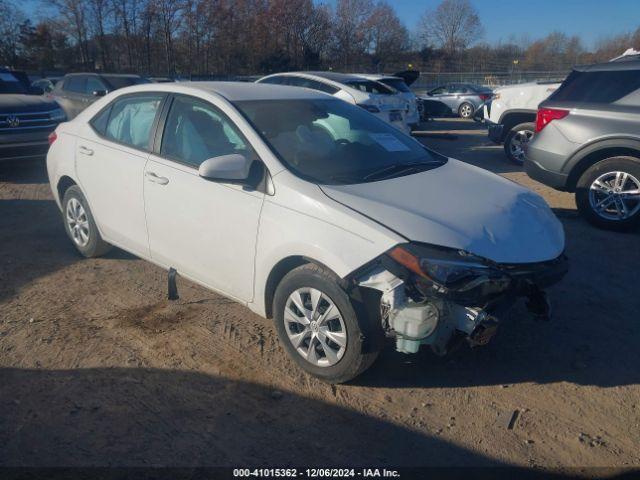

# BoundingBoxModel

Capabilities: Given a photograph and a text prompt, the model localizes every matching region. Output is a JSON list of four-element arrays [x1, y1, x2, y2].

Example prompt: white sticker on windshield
[[369, 133, 410, 152], [0, 73, 19, 82]]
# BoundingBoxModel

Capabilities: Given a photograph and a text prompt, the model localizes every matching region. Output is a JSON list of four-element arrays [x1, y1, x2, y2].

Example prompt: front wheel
[[504, 122, 535, 165], [575, 156, 640, 231], [458, 102, 474, 119], [273, 264, 379, 383]]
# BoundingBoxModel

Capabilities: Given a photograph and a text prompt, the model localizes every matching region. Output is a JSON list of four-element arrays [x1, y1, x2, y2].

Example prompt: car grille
[[0, 109, 61, 133]]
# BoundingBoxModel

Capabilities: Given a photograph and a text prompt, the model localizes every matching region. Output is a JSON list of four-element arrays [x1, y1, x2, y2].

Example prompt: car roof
[[275, 71, 370, 83], [574, 60, 640, 72], [64, 72, 143, 78], [117, 81, 332, 102], [356, 74, 402, 81]]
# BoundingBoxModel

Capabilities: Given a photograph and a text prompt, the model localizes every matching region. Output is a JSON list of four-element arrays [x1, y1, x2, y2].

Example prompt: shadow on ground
[[0, 367, 502, 467]]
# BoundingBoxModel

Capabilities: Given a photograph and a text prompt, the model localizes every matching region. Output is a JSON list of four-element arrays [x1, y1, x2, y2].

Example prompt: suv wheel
[[504, 122, 535, 165], [458, 102, 474, 119], [62, 186, 112, 257], [273, 264, 379, 383], [576, 156, 640, 231]]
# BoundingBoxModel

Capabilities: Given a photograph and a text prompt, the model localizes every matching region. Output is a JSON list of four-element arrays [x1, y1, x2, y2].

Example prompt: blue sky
[[325, 0, 640, 49], [19, 0, 640, 50]]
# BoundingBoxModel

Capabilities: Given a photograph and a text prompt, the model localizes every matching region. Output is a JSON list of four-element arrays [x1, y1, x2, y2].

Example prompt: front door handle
[[145, 171, 169, 185], [78, 145, 93, 156]]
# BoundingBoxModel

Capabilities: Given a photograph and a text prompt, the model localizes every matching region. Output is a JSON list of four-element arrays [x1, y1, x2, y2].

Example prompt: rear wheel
[[62, 185, 112, 257], [273, 264, 379, 383], [504, 122, 535, 165], [458, 102, 474, 119], [576, 157, 640, 231]]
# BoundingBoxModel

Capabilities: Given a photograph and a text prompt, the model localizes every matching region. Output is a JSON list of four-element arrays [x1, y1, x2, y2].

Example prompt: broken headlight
[[386, 243, 511, 302]]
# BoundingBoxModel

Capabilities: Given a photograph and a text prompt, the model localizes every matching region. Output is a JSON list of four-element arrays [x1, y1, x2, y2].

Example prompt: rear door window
[[104, 94, 164, 150], [85, 77, 106, 95], [346, 80, 393, 94], [551, 70, 640, 103], [65, 76, 86, 94]]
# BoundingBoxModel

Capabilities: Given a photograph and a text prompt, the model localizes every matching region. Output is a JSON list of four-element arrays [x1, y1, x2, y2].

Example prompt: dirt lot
[[1, 118, 639, 472]]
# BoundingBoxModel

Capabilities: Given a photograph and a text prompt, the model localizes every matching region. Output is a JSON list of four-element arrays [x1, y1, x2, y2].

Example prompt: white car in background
[[256, 71, 409, 132], [357, 74, 420, 129], [47, 82, 567, 383], [482, 81, 561, 164]]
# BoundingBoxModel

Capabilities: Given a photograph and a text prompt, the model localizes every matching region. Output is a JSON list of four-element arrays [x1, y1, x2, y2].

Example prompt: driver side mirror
[[198, 154, 253, 185], [92, 90, 107, 97]]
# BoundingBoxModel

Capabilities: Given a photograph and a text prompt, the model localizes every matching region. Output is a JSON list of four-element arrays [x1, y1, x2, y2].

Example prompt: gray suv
[[526, 60, 640, 230], [52, 73, 150, 119]]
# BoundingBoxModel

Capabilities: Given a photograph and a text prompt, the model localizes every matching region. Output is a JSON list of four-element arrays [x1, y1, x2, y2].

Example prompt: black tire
[[458, 102, 474, 119], [62, 185, 112, 257], [575, 156, 640, 231], [504, 122, 535, 165], [273, 263, 380, 384]]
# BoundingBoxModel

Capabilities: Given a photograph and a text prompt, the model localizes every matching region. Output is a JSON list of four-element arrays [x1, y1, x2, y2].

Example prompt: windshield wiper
[[363, 161, 442, 181]]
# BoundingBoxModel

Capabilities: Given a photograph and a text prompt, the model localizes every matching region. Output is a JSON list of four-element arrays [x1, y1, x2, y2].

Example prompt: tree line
[[0, 0, 638, 77]]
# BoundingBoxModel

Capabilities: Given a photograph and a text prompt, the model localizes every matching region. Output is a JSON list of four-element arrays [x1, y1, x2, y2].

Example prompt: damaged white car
[[47, 82, 568, 384]]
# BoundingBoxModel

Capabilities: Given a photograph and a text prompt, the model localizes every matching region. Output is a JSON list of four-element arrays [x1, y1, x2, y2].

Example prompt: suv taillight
[[48, 131, 57, 146], [479, 93, 490, 101], [535, 108, 569, 132]]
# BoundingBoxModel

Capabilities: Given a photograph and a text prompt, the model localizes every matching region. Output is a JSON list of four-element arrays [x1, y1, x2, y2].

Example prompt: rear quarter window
[[551, 70, 640, 103], [64, 76, 87, 93]]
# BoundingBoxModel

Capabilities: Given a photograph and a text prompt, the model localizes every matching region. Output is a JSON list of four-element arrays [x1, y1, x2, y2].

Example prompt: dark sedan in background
[[417, 83, 492, 119]]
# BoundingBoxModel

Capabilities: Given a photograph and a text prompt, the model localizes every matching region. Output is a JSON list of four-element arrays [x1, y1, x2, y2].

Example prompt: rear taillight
[[479, 93, 490, 101], [535, 108, 569, 132], [48, 131, 57, 146]]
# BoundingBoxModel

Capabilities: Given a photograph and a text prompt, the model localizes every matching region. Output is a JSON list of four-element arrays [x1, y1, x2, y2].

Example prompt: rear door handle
[[145, 171, 169, 185], [78, 145, 93, 156]]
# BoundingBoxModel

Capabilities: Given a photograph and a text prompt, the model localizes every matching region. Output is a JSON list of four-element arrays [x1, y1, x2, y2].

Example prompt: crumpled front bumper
[[355, 253, 568, 355]]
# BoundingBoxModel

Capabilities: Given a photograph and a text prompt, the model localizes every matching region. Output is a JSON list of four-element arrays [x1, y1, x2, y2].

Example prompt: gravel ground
[[1, 118, 639, 472]]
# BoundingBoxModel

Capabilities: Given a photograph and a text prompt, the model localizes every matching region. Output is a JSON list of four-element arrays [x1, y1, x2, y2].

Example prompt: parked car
[[482, 81, 561, 164], [0, 69, 66, 162], [417, 83, 492, 119], [51, 73, 150, 119], [357, 73, 420, 128], [525, 60, 640, 230], [31, 77, 62, 94], [47, 82, 567, 383], [256, 71, 409, 132]]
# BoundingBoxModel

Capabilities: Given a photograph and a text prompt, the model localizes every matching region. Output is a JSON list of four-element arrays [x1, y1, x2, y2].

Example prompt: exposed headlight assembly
[[386, 243, 511, 302]]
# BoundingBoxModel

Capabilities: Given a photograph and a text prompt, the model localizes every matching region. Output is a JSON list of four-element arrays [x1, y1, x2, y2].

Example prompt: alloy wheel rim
[[66, 198, 90, 247], [588, 171, 640, 221], [284, 287, 347, 367], [509, 129, 533, 162], [461, 104, 472, 117]]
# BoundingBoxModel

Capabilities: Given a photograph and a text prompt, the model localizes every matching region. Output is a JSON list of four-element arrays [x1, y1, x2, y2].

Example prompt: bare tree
[[332, 0, 374, 67], [365, 1, 409, 67], [0, 0, 27, 67], [419, 0, 482, 56]]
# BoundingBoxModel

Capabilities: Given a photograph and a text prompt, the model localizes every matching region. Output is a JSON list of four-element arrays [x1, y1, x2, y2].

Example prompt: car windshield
[[0, 72, 29, 94], [380, 78, 411, 93], [104, 76, 151, 90], [234, 98, 446, 185]]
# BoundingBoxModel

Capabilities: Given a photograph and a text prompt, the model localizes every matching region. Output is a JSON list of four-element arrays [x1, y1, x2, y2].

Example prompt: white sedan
[[256, 71, 409, 133], [47, 82, 567, 383]]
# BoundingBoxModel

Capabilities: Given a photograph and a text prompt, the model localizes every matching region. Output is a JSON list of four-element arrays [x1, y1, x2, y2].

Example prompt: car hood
[[320, 159, 565, 264], [0, 94, 59, 113]]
